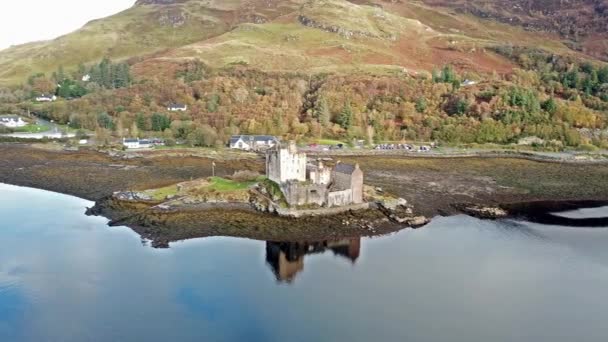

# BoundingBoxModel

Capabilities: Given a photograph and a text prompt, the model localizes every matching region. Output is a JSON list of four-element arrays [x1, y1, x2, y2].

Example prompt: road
[[0, 116, 76, 139]]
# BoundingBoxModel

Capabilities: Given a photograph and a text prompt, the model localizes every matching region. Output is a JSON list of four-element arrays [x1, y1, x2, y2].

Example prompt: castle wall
[[309, 167, 331, 185], [281, 182, 327, 207], [327, 189, 354, 207], [350, 168, 364, 204], [333, 171, 353, 191]]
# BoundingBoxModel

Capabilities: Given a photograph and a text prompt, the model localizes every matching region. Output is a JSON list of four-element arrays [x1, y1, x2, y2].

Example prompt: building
[[35, 94, 56, 102], [266, 141, 306, 183], [167, 103, 188, 112], [122, 138, 156, 149], [0, 115, 26, 128], [230, 135, 279, 151], [266, 141, 364, 208]]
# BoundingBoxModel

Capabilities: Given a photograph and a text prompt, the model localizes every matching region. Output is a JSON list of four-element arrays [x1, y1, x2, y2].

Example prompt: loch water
[[1, 183, 608, 342]]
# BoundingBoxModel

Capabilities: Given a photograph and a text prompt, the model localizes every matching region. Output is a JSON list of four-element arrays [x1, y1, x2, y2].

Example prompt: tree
[[337, 102, 353, 130], [207, 94, 220, 113], [314, 98, 331, 127], [136, 113, 148, 131], [151, 113, 171, 132], [97, 112, 114, 129], [415, 97, 427, 113], [441, 65, 457, 83], [542, 97, 558, 115], [130, 121, 139, 138]]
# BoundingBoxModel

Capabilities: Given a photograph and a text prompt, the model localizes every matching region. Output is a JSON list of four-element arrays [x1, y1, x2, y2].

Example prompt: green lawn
[[208, 177, 262, 191], [315, 139, 347, 146], [14, 124, 50, 133]]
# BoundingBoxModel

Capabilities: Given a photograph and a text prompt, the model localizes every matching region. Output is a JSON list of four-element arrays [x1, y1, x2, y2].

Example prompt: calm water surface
[[1, 183, 608, 342]]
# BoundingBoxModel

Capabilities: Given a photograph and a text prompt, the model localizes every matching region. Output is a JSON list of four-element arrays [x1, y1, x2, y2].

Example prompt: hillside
[[0, 0, 305, 85], [0, 0, 599, 85], [422, 0, 608, 61]]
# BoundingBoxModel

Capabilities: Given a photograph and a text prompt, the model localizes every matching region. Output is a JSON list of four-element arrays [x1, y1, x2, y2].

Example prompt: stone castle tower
[[266, 141, 307, 184]]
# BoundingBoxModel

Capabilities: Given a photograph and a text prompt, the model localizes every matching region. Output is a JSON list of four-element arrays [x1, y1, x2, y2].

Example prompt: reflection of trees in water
[[494, 219, 548, 241], [266, 238, 361, 283], [505, 201, 608, 228]]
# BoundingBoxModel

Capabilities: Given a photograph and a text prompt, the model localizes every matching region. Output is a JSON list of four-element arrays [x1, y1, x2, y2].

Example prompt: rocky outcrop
[[454, 203, 508, 219], [297, 14, 396, 40]]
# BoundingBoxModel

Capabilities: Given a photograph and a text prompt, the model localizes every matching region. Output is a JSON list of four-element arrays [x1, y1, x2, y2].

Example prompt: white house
[[35, 94, 57, 102], [82, 74, 91, 82], [462, 79, 478, 87], [229, 135, 279, 151], [167, 103, 188, 112], [0, 115, 27, 128], [123, 138, 140, 149], [123, 138, 158, 149]]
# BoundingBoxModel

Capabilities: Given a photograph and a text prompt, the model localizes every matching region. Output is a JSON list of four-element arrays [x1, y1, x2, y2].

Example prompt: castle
[[266, 141, 364, 208]]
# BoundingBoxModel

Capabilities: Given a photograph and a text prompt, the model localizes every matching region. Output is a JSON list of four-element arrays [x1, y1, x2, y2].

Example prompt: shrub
[[230, 170, 261, 182]]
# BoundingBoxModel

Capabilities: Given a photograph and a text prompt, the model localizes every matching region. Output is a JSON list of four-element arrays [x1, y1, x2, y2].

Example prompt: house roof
[[123, 138, 139, 143], [0, 115, 20, 120], [230, 135, 278, 144], [334, 163, 358, 175], [168, 103, 187, 108]]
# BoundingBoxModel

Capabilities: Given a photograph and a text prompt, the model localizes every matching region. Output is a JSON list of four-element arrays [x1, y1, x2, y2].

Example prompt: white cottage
[[35, 94, 56, 102], [229, 135, 278, 151], [167, 103, 188, 112], [0, 115, 26, 128]]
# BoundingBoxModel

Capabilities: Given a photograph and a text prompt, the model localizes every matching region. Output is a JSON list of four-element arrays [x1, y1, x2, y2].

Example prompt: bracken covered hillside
[[0, 0, 595, 85], [422, 0, 608, 61]]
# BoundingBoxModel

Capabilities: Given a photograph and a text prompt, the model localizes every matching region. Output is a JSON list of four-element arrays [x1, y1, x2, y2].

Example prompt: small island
[[88, 141, 427, 246]]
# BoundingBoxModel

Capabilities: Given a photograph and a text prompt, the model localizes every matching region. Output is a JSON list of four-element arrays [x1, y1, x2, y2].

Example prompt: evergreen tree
[[136, 113, 148, 131], [442, 65, 456, 83], [97, 112, 114, 129], [415, 97, 427, 113], [151, 113, 171, 132], [337, 102, 353, 130], [314, 98, 331, 127], [542, 97, 558, 115]]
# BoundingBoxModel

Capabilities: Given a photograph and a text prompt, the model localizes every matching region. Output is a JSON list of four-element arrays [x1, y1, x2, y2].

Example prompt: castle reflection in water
[[265, 238, 361, 283]]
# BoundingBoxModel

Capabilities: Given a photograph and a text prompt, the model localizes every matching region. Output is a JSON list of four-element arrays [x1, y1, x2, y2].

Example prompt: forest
[[0, 51, 607, 149]]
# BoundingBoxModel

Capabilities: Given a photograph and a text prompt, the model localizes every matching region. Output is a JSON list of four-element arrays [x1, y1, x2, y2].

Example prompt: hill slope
[[0, 0, 305, 85], [421, 0, 608, 61], [0, 0, 605, 85], [141, 0, 581, 77]]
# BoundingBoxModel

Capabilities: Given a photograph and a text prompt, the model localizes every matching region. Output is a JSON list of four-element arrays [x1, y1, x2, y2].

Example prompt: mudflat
[[2, 144, 608, 246]]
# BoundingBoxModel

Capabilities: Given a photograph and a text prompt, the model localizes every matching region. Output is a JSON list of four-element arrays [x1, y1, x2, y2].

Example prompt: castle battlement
[[265, 141, 364, 208]]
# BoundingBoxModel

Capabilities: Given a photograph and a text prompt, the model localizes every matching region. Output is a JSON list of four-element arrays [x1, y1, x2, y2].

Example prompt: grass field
[[208, 177, 262, 191], [13, 124, 50, 133]]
